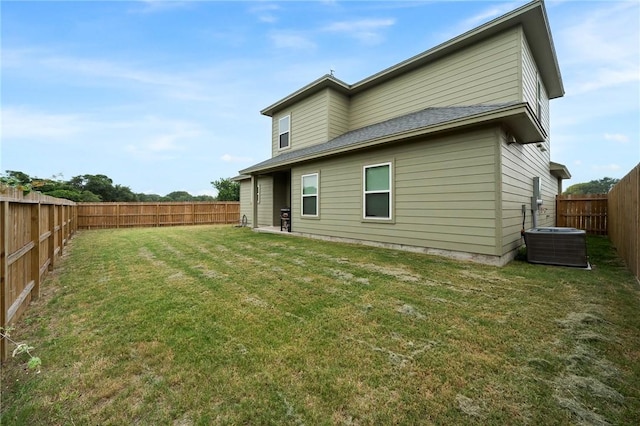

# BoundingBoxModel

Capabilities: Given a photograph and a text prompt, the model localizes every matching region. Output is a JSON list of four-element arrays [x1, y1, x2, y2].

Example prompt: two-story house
[[236, 0, 570, 266]]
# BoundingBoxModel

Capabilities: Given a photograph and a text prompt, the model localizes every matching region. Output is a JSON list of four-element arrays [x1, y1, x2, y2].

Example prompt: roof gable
[[261, 0, 563, 117]]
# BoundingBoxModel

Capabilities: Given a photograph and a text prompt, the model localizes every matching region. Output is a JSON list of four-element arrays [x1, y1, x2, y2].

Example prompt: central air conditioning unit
[[524, 227, 589, 268]]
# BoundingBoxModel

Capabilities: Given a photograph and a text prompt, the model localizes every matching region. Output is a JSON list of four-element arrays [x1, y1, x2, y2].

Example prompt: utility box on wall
[[524, 227, 588, 268]]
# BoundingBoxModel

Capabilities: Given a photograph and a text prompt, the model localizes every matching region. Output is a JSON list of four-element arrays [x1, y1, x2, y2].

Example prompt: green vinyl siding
[[349, 28, 521, 129], [271, 90, 329, 156], [291, 128, 499, 256], [521, 32, 550, 137], [500, 128, 557, 255], [239, 179, 253, 226], [327, 90, 350, 139]]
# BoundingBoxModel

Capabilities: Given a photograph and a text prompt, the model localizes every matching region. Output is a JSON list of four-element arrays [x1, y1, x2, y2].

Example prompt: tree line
[[3, 170, 617, 202], [0, 170, 239, 202], [563, 177, 619, 195]]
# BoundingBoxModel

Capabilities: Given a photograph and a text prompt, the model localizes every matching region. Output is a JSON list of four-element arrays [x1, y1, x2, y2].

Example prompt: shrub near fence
[[608, 163, 639, 280], [1, 188, 76, 361], [77, 202, 240, 229]]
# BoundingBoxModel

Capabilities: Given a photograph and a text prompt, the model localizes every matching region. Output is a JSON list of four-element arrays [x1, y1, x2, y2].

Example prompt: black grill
[[280, 208, 291, 232]]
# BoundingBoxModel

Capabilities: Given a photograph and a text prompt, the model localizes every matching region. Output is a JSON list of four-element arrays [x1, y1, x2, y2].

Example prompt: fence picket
[[0, 188, 76, 361], [76, 202, 240, 229], [608, 164, 639, 280], [555, 194, 608, 235]]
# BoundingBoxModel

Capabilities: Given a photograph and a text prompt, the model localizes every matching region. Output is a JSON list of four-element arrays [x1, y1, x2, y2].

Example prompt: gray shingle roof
[[241, 102, 519, 174]]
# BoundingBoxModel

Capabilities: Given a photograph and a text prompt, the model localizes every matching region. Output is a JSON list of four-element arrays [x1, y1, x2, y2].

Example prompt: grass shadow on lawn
[[1, 226, 639, 425]]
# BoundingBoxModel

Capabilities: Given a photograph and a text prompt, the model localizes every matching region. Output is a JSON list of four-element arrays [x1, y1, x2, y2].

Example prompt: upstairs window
[[536, 79, 543, 120], [301, 173, 318, 217], [279, 115, 290, 149], [363, 163, 392, 220]]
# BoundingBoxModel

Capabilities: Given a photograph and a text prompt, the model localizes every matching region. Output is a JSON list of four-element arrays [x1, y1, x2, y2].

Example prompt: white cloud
[[592, 164, 622, 172], [3, 48, 215, 102], [221, 154, 254, 163], [572, 67, 640, 96], [557, 2, 640, 95], [124, 118, 201, 160], [604, 133, 629, 144], [323, 18, 395, 44], [45, 56, 210, 99], [1, 107, 84, 140], [249, 3, 280, 23], [125, 144, 178, 161], [130, 0, 193, 14], [559, 2, 639, 64], [459, 2, 524, 29], [196, 188, 217, 197], [270, 32, 316, 50], [432, 1, 525, 44]]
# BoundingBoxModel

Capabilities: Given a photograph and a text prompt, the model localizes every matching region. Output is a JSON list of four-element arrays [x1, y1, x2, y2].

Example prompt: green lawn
[[1, 225, 639, 425]]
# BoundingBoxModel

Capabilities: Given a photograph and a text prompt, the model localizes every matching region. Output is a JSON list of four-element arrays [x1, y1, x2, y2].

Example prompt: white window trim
[[363, 162, 392, 220], [256, 184, 261, 204], [278, 115, 291, 151], [301, 172, 319, 217]]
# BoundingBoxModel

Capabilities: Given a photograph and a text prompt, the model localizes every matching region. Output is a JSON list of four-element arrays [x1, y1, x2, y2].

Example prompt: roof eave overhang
[[260, 1, 564, 118], [241, 103, 545, 175], [550, 162, 572, 179], [231, 174, 251, 181]]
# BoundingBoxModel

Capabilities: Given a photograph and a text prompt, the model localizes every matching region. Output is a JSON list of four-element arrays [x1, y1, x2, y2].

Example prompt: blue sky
[[2, 0, 638, 197]]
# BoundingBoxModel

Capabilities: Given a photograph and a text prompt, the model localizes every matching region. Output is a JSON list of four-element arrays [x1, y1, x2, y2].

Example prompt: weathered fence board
[[1, 188, 76, 361], [608, 164, 639, 281], [556, 194, 608, 235], [77, 202, 240, 229]]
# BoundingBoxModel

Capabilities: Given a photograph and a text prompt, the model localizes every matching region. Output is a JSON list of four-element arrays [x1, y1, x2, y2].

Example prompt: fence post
[[1, 200, 9, 361], [62, 205, 66, 247], [31, 202, 41, 301], [55, 205, 60, 256], [48, 204, 55, 270]]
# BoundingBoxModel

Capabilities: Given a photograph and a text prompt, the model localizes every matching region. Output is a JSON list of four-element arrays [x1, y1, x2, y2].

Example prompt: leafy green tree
[[211, 177, 240, 201], [33, 177, 69, 194], [137, 193, 165, 202], [563, 177, 620, 195], [113, 184, 138, 202], [165, 191, 194, 201], [69, 174, 116, 201], [5, 170, 32, 185], [45, 189, 102, 202], [1, 171, 33, 194]]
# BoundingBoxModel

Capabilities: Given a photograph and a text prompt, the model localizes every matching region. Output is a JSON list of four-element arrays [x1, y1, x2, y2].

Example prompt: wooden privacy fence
[[1, 188, 76, 361], [556, 194, 608, 235], [608, 164, 639, 281], [77, 202, 240, 229]]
